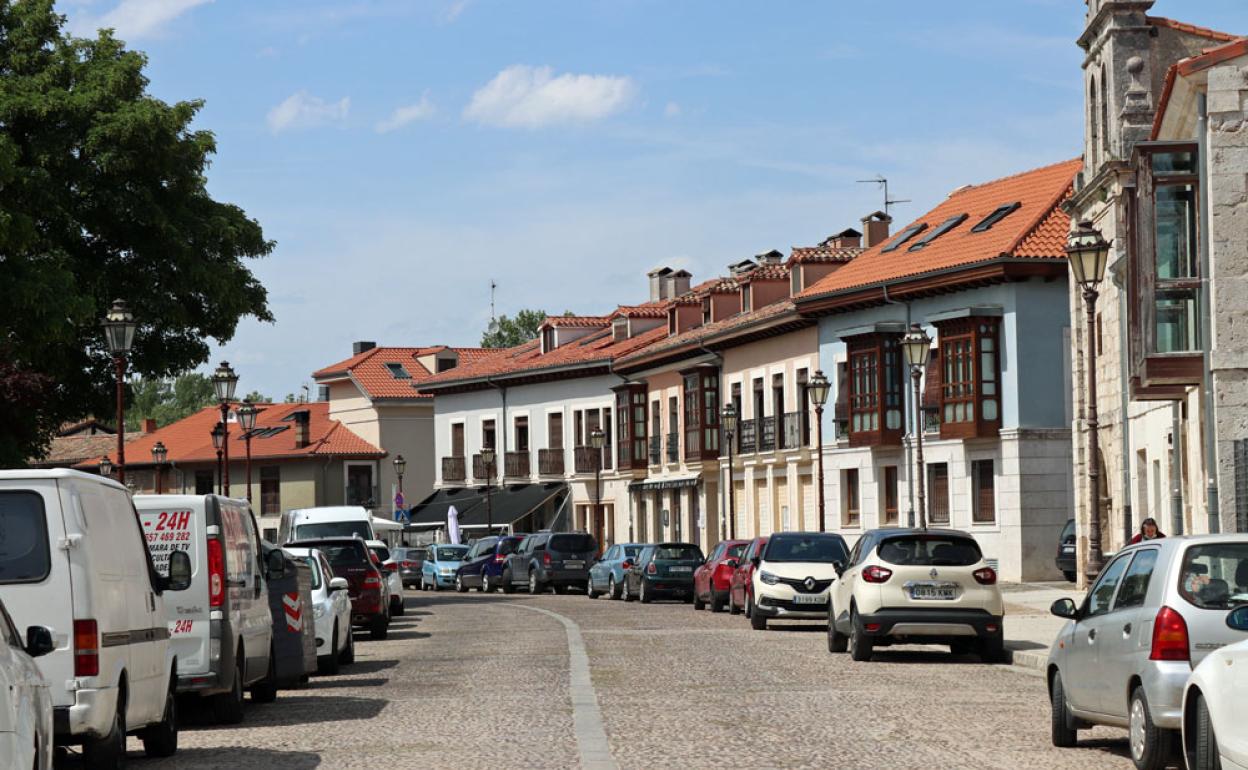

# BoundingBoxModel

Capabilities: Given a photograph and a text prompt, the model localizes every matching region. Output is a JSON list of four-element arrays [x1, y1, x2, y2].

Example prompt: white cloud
[[266, 92, 351, 134], [445, 0, 470, 22], [463, 65, 636, 129], [376, 94, 436, 133], [73, 0, 213, 40], [663, 101, 681, 118]]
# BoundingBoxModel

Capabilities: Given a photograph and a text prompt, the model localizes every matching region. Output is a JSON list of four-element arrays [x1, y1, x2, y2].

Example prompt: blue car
[[420, 544, 469, 591], [587, 543, 644, 600], [455, 534, 526, 593]]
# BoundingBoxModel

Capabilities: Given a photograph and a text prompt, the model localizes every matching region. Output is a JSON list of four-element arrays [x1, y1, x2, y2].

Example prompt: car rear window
[[654, 544, 702, 561], [322, 543, 368, 568], [370, 545, 392, 562], [877, 535, 982, 567], [1180, 542, 1248, 609], [1061, 520, 1075, 544], [498, 538, 522, 556], [764, 535, 848, 563], [433, 545, 468, 561], [622, 545, 642, 559], [549, 534, 596, 553], [726, 544, 747, 559], [0, 491, 51, 584]]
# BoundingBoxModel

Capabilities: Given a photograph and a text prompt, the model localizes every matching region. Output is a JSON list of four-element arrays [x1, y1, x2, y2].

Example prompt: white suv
[[748, 532, 850, 631], [828, 528, 1005, 662]]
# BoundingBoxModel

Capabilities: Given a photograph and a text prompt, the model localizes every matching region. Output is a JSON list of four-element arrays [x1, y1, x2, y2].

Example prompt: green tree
[[126, 374, 216, 430], [481, 309, 570, 348], [0, 2, 273, 466], [240, 390, 271, 404]]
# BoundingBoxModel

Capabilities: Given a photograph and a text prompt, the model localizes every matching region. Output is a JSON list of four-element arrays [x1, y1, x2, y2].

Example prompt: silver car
[[1046, 535, 1248, 770]]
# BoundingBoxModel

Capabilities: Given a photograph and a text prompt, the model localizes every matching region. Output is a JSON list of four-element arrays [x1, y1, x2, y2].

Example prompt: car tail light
[[622, 561, 632, 570], [401, 561, 417, 568], [542, 552, 551, 567], [646, 562, 657, 575], [862, 565, 893, 584], [363, 571, 383, 588], [1150, 606, 1190, 662], [370, 553, 382, 566], [383, 563, 398, 573], [74, 619, 99, 677], [207, 538, 225, 608], [494, 554, 507, 563], [973, 567, 997, 585]]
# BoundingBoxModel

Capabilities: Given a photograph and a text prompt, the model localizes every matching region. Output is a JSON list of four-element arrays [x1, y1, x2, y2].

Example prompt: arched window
[[1101, 65, 1111, 159], [1089, 75, 1100, 169]]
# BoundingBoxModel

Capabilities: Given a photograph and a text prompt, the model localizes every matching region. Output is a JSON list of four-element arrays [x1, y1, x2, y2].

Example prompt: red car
[[693, 539, 750, 613], [728, 536, 768, 615]]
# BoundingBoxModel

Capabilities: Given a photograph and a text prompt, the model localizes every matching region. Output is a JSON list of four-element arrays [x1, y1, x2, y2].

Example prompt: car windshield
[[764, 535, 847, 563], [321, 544, 367, 568], [299, 556, 323, 589], [1179, 542, 1248, 609], [878, 535, 982, 567], [549, 534, 596, 553], [654, 544, 702, 561], [0, 491, 51, 584], [434, 546, 468, 562], [296, 521, 370, 540]]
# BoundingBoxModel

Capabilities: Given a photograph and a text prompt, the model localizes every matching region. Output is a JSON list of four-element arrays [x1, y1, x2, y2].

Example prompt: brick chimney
[[291, 410, 310, 448], [648, 267, 673, 301], [666, 269, 692, 298], [826, 228, 862, 249], [353, 340, 376, 355], [861, 211, 893, 248], [140, 418, 157, 434]]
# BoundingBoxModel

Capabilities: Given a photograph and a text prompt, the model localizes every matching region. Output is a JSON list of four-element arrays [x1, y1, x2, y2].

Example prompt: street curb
[[1005, 643, 1048, 674]]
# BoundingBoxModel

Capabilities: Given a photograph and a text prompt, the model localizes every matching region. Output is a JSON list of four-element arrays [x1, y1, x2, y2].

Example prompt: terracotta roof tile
[[789, 244, 863, 265], [313, 345, 491, 400], [616, 300, 796, 367], [542, 316, 611, 329], [1146, 16, 1240, 43], [29, 432, 144, 467], [611, 304, 669, 319], [797, 158, 1080, 301], [741, 264, 790, 282]]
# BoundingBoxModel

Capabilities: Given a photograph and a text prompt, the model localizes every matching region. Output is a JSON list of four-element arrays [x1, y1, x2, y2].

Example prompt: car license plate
[[669, 566, 692, 573], [909, 584, 957, 600], [793, 593, 825, 605], [564, 561, 584, 569]]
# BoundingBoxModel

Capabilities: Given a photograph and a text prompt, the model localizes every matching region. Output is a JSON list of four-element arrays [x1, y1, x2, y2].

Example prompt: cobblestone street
[[69, 589, 1158, 769]]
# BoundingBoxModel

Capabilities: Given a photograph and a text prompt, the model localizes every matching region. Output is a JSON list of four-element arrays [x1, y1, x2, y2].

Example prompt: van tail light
[[646, 562, 657, 575], [207, 538, 225, 608], [862, 565, 893, 584], [973, 567, 997, 585], [542, 552, 551, 567], [74, 619, 99, 677], [1150, 606, 1191, 662]]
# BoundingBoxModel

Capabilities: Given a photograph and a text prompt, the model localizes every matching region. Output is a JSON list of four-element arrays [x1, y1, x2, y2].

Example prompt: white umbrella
[[447, 505, 461, 545]]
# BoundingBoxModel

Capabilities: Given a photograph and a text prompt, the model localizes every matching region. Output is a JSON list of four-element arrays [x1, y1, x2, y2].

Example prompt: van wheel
[[1129, 685, 1173, 770], [83, 688, 126, 769], [1050, 671, 1078, 748], [339, 628, 355, 665], [501, 570, 516, 594], [212, 651, 246, 724], [141, 678, 178, 757], [250, 649, 278, 704], [370, 615, 388, 640], [319, 625, 341, 676]]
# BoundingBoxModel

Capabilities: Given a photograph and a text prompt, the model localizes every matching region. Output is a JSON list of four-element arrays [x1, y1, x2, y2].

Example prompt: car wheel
[[320, 624, 341, 676], [1050, 671, 1078, 748], [729, 590, 741, 615], [211, 650, 246, 724], [693, 588, 706, 611], [529, 572, 539, 594], [250, 646, 278, 704], [608, 576, 620, 600], [339, 626, 355, 665], [392, 594, 405, 616], [1129, 685, 1174, 770], [749, 597, 767, 631], [977, 633, 1005, 664], [1190, 693, 1219, 770], [587, 579, 599, 599], [743, 591, 752, 618], [827, 602, 848, 653], [502, 570, 516, 594], [83, 688, 126, 769], [455, 574, 468, 593], [479, 575, 491, 593], [622, 578, 633, 602], [848, 608, 873, 662], [640, 580, 653, 604], [370, 615, 389, 640], [430, 576, 440, 592], [553, 584, 568, 595], [710, 590, 725, 613], [141, 677, 178, 758], [1062, 570, 1077, 583]]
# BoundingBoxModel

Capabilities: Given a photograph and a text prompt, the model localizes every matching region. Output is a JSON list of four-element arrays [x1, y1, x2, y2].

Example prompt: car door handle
[[1123, 623, 1132, 636], [1088, 628, 1097, 642]]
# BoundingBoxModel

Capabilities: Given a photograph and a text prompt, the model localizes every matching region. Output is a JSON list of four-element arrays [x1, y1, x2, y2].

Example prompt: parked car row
[[0, 470, 398, 769]]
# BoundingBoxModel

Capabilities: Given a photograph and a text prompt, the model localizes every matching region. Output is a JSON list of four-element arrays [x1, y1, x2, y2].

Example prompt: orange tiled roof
[[542, 316, 611, 329], [797, 159, 1080, 302], [313, 345, 491, 400], [741, 264, 789, 282], [29, 432, 144, 467], [1146, 16, 1240, 43], [789, 243, 863, 265], [616, 299, 799, 369]]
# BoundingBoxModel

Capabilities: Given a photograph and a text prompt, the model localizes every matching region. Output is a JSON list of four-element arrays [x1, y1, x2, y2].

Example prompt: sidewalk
[[999, 581, 1083, 673]]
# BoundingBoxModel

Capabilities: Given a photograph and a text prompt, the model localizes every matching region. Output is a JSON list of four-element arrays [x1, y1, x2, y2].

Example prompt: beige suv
[[827, 528, 1005, 662]]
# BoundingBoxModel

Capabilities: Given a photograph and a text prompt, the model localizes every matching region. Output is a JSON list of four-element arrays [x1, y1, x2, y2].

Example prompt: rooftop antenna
[[490, 280, 497, 323], [300, 384, 309, 403], [857, 174, 910, 217]]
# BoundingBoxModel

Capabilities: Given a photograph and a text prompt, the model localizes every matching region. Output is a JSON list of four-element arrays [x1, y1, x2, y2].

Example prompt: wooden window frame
[[971, 459, 996, 524], [613, 384, 649, 470], [680, 366, 721, 462], [933, 317, 1002, 440], [928, 463, 950, 525], [883, 465, 899, 526], [842, 468, 860, 527], [845, 333, 905, 447]]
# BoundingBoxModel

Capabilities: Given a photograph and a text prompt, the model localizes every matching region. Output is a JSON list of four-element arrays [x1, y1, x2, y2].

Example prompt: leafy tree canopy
[[0, 1, 273, 466], [481, 309, 573, 348], [127, 374, 215, 430]]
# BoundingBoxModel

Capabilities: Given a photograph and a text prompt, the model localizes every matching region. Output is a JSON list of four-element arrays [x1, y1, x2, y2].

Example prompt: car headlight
[[313, 604, 326, 619], [440, 567, 454, 575], [759, 571, 779, 585]]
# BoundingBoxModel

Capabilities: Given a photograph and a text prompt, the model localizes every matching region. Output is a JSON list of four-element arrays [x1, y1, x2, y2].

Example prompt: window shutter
[[923, 348, 941, 409], [834, 361, 850, 424]]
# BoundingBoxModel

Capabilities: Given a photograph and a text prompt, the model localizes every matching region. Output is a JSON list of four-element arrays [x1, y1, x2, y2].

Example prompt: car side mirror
[[1227, 605, 1248, 632], [725, 559, 738, 569], [266, 549, 287, 580], [166, 550, 193, 592], [329, 577, 349, 592], [1050, 598, 1079, 620], [25, 625, 55, 658], [833, 560, 846, 577], [751, 556, 761, 568]]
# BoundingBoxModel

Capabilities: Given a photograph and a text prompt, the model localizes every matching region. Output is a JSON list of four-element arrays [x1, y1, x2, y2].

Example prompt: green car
[[623, 542, 705, 604]]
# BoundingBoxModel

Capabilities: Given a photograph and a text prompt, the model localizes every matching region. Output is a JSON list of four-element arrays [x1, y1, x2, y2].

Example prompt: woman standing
[[1129, 517, 1166, 544]]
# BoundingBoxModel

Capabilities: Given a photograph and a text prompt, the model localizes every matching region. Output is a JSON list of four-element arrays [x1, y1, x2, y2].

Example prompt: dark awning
[[406, 483, 567, 530], [407, 487, 486, 527], [628, 475, 700, 492]]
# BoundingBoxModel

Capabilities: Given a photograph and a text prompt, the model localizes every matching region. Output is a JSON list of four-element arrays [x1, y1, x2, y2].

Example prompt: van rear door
[[136, 500, 209, 676]]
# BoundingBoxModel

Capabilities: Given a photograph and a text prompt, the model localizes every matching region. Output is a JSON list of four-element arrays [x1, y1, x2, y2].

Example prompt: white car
[[284, 547, 354, 675], [0, 597, 54, 770], [1182, 605, 1248, 770], [828, 528, 1005, 662], [747, 532, 850, 631], [367, 540, 405, 617]]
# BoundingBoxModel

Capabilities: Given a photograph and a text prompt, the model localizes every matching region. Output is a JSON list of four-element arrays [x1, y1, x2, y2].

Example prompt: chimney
[[141, 418, 157, 434], [755, 249, 783, 266], [861, 212, 893, 248], [826, 228, 862, 249], [291, 410, 310, 448], [353, 340, 376, 355], [647, 267, 673, 302], [666, 269, 692, 298]]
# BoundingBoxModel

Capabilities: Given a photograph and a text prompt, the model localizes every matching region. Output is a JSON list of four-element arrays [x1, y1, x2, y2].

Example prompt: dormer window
[[741, 284, 751, 312], [612, 317, 628, 342], [541, 327, 555, 354], [385, 363, 410, 379]]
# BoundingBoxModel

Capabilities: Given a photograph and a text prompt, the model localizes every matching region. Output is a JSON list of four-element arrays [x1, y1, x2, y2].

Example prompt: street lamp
[[808, 370, 831, 533], [590, 428, 606, 546], [901, 325, 933, 529], [151, 441, 168, 494], [98, 455, 114, 479], [481, 446, 495, 535], [237, 400, 258, 503], [721, 403, 738, 539], [1066, 220, 1112, 581], [211, 422, 226, 495], [102, 300, 137, 483], [211, 361, 239, 496]]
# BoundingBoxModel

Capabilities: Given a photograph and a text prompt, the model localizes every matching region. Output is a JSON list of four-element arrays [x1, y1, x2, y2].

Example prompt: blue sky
[[59, 0, 1246, 399]]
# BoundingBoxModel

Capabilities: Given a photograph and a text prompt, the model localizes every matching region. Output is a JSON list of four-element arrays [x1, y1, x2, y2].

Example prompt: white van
[[133, 494, 279, 724], [279, 506, 375, 543], [0, 470, 191, 767]]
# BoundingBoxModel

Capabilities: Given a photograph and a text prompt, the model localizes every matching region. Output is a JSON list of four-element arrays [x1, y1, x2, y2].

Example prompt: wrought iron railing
[[649, 435, 661, 466], [666, 432, 680, 463], [574, 446, 601, 474], [759, 416, 776, 452], [739, 420, 756, 453]]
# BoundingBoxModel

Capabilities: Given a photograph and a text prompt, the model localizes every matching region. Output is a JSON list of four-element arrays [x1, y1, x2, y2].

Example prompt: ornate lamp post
[[901, 325, 933, 529], [393, 454, 407, 497], [721, 403, 738, 539], [98, 455, 114, 479], [151, 441, 168, 494], [590, 428, 606, 546], [481, 446, 495, 534], [101, 300, 137, 483], [211, 361, 239, 496], [807, 370, 831, 532], [1066, 220, 1112, 581], [237, 400, 258, 503], [210, 422, 226, 495]]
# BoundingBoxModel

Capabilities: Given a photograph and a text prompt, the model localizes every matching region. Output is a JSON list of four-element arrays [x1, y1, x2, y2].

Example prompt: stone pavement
[[999, 580, 1085, 673]]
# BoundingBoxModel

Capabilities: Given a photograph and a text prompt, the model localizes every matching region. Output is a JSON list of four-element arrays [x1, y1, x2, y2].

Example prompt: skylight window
[[251, 426, 288, 439], [880, 223, 928, 253], [971, 202, 1021, 233], [907, 214, 968, 251], [385, 363, 411, 379]]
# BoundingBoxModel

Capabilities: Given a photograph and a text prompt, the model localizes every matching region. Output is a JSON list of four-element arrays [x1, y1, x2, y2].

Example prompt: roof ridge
[[1146, 15, 1241, 43], [948, 157, 1082, 199], [1004, 160, 1080, 256]]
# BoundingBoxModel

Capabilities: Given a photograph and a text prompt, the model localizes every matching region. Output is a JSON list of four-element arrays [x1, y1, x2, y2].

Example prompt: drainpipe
[[882, 284, 916, 526], [1197, 93, 1220, 533], [1171, 402, 1184, 535], [1110, 258, 1134, 545]]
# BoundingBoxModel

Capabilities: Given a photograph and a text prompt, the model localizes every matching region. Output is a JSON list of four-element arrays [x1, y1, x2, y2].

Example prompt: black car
[[1055, 519, 1076, 582], [503, 531, 598, 594], [623, 542, 704, 603], [393, 546, 427, 589]]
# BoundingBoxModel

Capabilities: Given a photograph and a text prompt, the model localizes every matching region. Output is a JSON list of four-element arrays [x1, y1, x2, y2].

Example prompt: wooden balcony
[[472, 453, 493, 481], [504, 451, 530, 479], [442, 456, 466, 483], [538, 448, 564, 476], [574, 446, 602, 474]]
